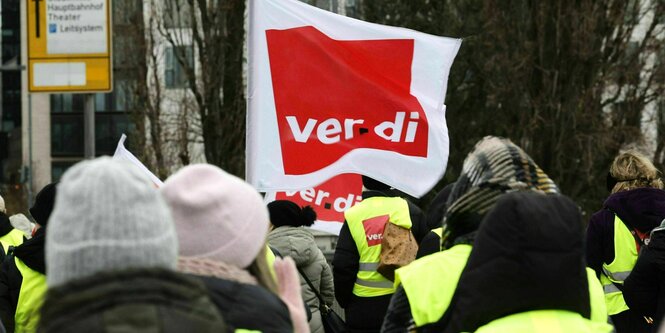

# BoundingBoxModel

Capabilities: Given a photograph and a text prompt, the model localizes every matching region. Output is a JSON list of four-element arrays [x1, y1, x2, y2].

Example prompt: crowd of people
[[0, 135, 662, 333]]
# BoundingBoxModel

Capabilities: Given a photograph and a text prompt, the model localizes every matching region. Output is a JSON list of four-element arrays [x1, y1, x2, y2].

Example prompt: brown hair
[[246, 245, 279, 294], [610, 150, 664, 193]]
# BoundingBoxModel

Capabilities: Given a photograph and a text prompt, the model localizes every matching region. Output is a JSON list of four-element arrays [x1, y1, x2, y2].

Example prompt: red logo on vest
[[363, 215, 389, 246], [266, 26, 429, 175]]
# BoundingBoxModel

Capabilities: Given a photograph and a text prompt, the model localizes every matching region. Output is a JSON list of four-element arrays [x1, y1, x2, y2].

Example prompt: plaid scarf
[[441, 136, 559, 249]]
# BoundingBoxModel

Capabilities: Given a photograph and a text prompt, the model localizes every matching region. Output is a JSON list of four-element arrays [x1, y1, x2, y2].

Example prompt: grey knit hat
[[46, 157, 178, 287]]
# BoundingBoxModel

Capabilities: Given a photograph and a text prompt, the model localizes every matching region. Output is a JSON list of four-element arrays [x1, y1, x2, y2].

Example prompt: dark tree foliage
[[362, 0, 664, 214]]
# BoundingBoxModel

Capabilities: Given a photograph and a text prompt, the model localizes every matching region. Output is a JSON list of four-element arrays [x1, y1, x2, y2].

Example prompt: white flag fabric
[[112, 134, 164, 187], [246, 0, 461, 197]]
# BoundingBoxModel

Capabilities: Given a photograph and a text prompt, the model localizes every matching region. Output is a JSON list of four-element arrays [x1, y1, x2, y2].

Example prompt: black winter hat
[[362, 175, 391, 192], [268, 200, 316, 228], [30, 183, 57, 227]]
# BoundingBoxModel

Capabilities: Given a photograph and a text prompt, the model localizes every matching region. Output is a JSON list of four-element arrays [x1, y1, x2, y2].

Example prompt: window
[[165, 45, 194, 89], [163, 0, 192, 29], [50, 94, 86, 113], [52, 161, 78, 182], [51, 89, 134, 157], [95, 80, 134, 112], [2, 71, 21, 130], [51, 114, 84, 156], [95, 114, 134, 155]]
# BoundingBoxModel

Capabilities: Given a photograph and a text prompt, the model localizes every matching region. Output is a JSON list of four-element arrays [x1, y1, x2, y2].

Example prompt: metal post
[[27, 93, 33, 206], [84, 94, 95, 158]]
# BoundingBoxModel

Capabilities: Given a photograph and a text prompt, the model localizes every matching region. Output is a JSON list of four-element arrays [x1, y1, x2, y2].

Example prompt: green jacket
[[38, 268, 226, 333]]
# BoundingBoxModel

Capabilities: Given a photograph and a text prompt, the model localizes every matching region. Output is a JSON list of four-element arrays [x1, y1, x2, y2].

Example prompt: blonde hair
[[610, 150, 664, 193]]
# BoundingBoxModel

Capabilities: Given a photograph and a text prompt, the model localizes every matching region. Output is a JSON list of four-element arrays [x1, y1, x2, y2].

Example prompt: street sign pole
[[84, 94, 95, 159], [27, 93, 33, 206]]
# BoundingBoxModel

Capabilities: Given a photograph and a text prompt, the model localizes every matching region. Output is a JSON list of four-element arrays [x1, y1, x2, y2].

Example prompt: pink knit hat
[[161, 164, 269, 269]]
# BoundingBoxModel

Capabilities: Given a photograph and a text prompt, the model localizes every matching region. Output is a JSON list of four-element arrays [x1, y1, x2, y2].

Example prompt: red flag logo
[[267, 26, 428, 175], [275, 173, 363, 224], [363, 214, 390, 246]]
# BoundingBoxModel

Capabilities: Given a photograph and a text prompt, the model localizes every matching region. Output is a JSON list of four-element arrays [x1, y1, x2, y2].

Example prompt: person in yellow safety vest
[[415, 182, 455, 259], [586, 150, 665, 333], [0, 202, 26, 260], [333, 175, 428, 333], [381, 136, 562, 332], [0, 183, 56, 333], [8, 214, 34, 241], [433, 192, 613, 333]]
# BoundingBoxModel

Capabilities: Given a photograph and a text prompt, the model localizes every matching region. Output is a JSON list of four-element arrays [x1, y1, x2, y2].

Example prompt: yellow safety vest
[[394, 244, 471, 327], [474, 310, 613, 333], [432, 227, 443, 238], [14, 257, 47, 333], [599, 215, 636, 316], [586, 267, 608, 323], [345, 196, 412, 297], [265, 245, 277, 282], [396, 248, 607, 328], [0, 229, 25, 251]]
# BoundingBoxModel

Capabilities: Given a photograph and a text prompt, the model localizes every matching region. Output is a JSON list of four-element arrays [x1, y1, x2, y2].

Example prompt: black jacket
[[415, 185, 454, 260], [623, 225, 665, 332], [194, 275, 293, 333], [39, 268, 227, 333], [0, 228, 45, 332], [426, 192, 590, 333], [381, 285, 413, 333], [415, 231, 440, 259], [333, 191, 426, 332], [0, 214, 15, 242], [424, 183, 455, 231]]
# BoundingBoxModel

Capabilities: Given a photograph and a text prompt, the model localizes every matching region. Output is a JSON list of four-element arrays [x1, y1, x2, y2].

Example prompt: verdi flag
[[265, 173, 363, 235], [246, 0, 461, 197]]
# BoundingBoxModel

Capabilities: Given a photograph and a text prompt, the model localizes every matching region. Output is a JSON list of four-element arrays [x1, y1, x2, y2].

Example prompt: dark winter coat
[[381, 285, 414, 333], [194, 274, 292, 333], [38, 268, 227, 333], [416, 184, 454, 259], [586, 188, 665, 278], [0, 214, 15, 243], [623, 224, 665, 332], [0, 228, 45, 332], [427, 192, 591, 333], [268, 226, 334, 333], [424, 183, 455, 231], [333, 190, 426, 332], [415, 231, 440, 259]]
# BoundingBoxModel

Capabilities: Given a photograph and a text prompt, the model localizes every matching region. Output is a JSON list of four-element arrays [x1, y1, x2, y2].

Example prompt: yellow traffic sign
[[27, 0, 112, 92]]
